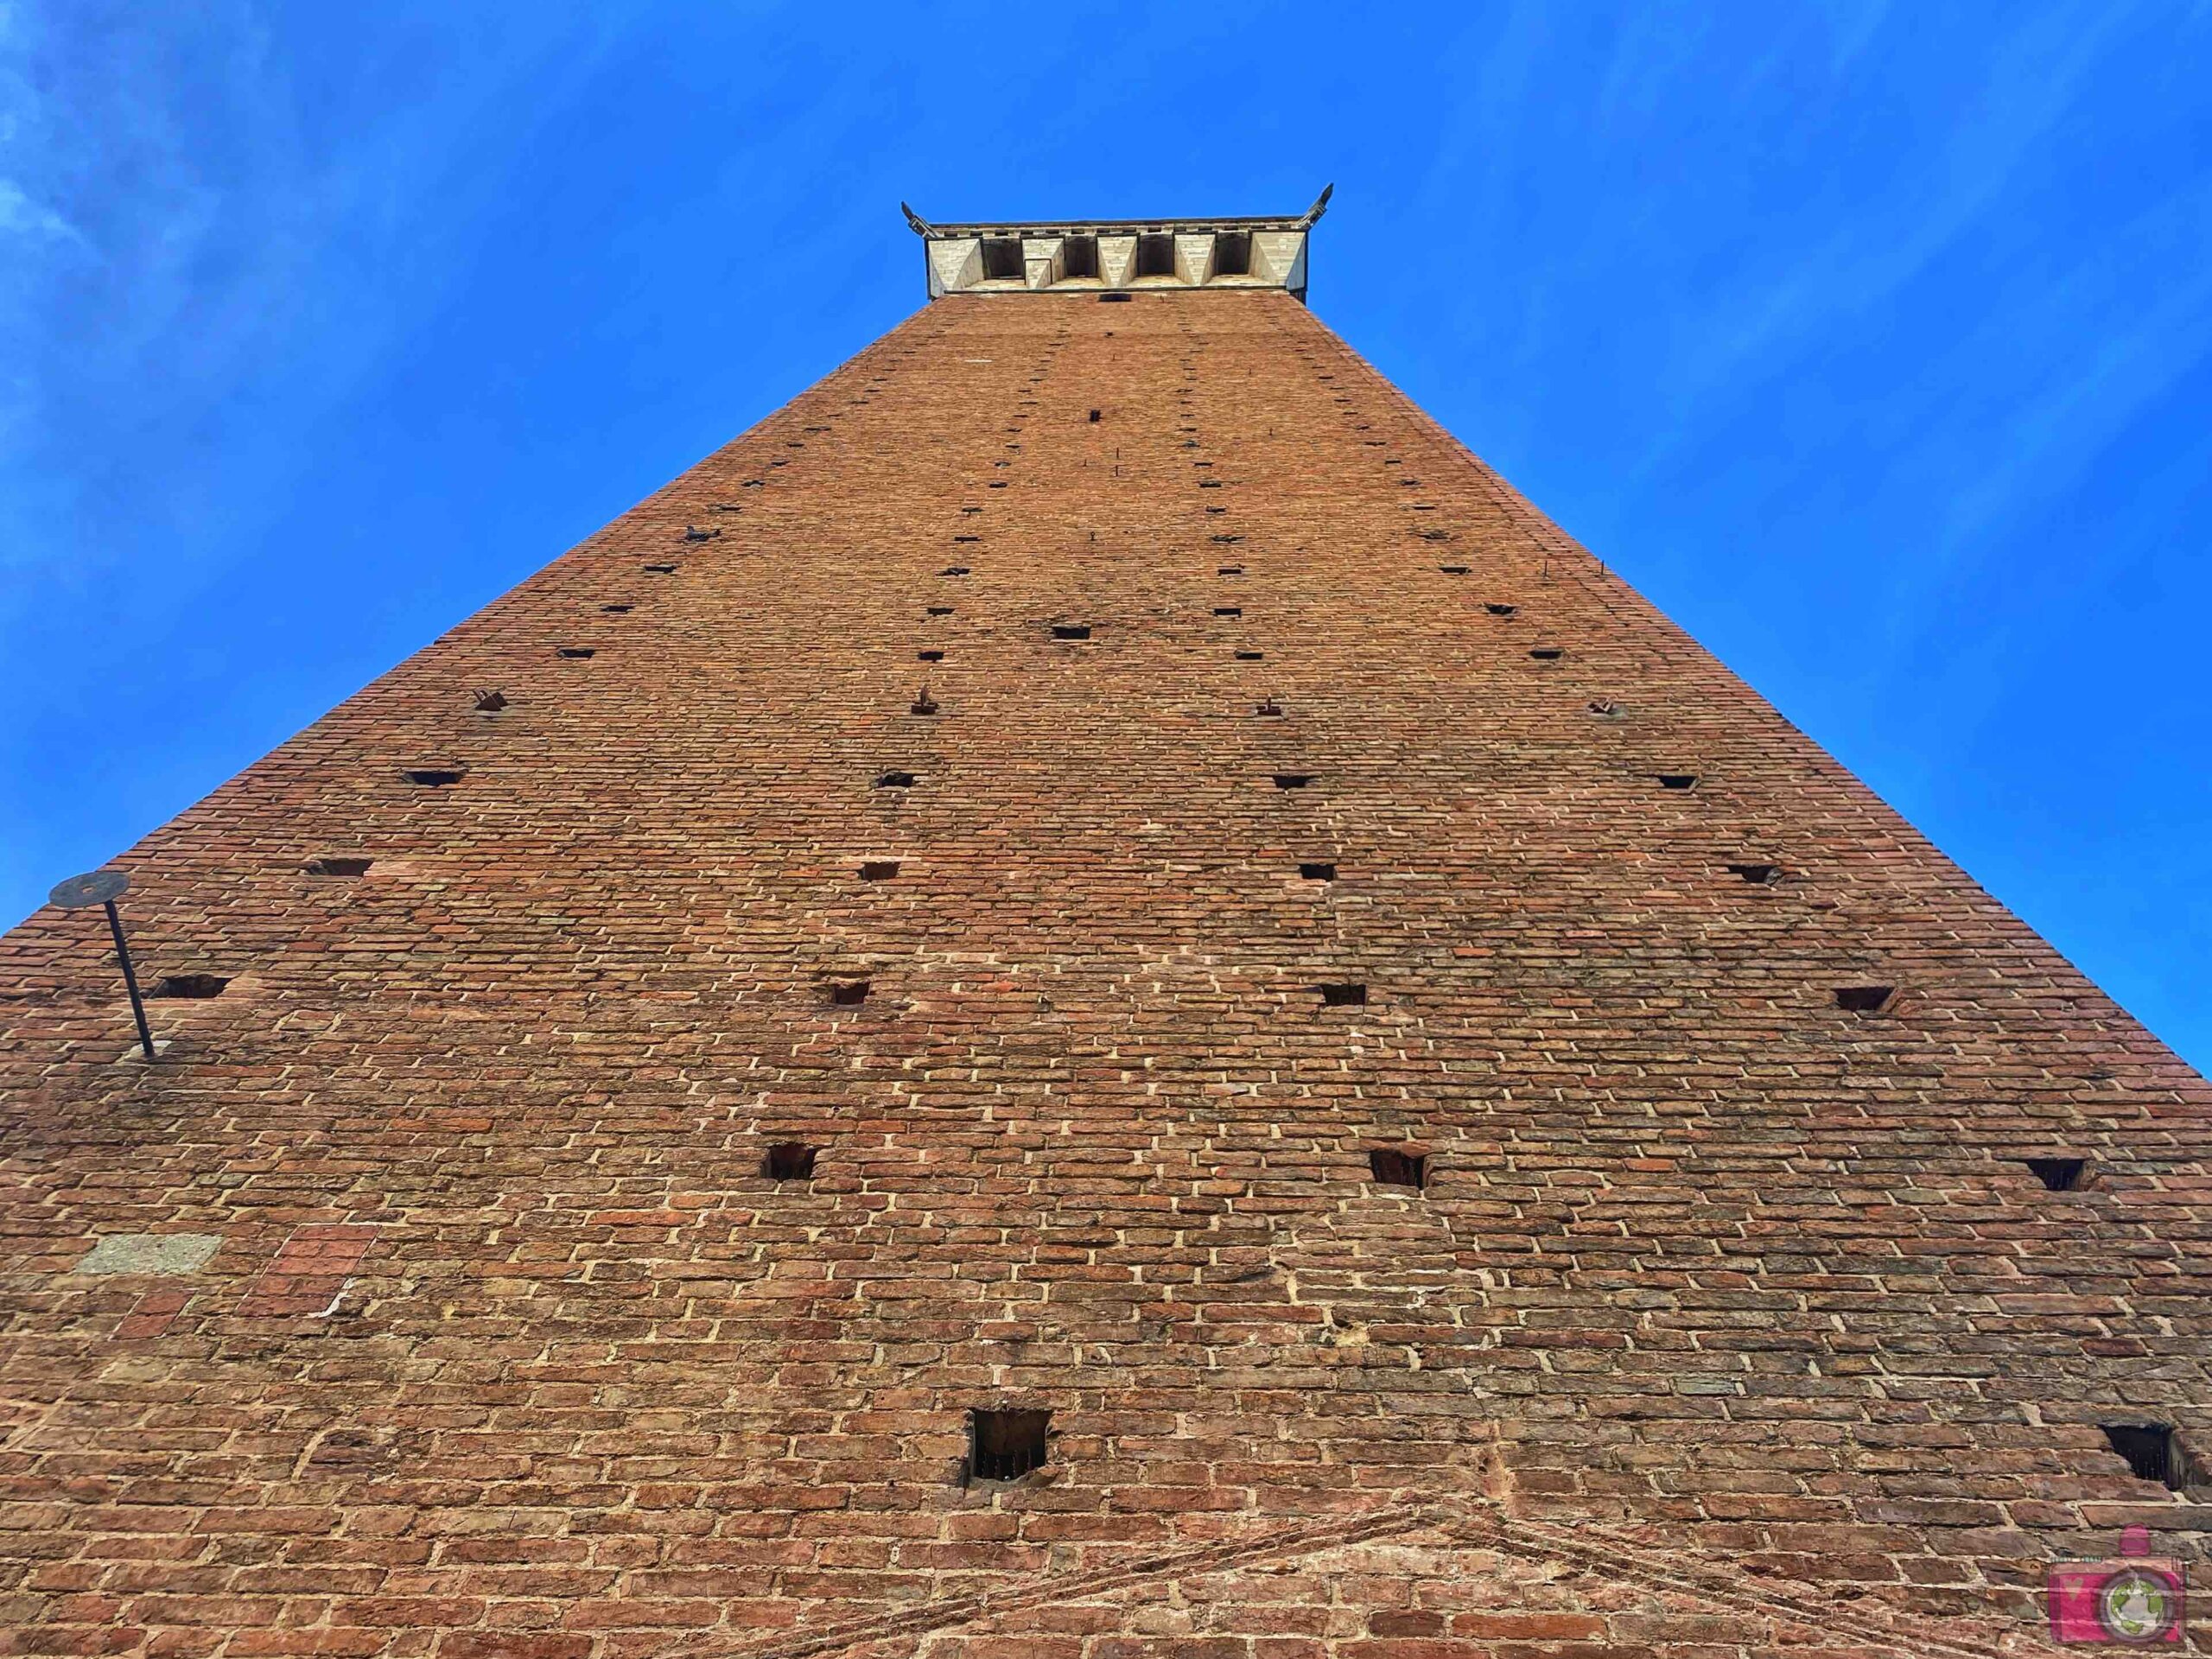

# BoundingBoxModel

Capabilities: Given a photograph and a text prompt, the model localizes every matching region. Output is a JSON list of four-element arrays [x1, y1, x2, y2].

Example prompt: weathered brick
[[1, 282, 2204, 1659]]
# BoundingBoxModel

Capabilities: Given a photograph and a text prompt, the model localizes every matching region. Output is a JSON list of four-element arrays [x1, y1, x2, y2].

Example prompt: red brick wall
[[2, 289, 2206, 1656]]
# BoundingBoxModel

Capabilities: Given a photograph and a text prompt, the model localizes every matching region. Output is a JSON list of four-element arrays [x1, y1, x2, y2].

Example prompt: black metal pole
[[104, 899, 156, 1061]]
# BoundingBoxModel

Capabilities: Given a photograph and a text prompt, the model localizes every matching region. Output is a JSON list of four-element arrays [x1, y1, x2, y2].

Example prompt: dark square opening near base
[[763, 1143, 817, 1181], [2101, 1422, 2193, 1491], [2027, 1157, 2088, 1192], [969, 1408, 1049, 1481], [1370, 1147, 1427, 1189]]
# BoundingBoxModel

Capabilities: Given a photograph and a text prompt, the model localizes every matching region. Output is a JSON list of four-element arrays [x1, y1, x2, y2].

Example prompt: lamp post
[[49, 868, 156, 1061]]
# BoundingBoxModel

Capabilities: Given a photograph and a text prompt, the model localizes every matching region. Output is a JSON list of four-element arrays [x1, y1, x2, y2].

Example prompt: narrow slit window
[[644, 563, 677, 574], [980, 238, 1024, 281], [2101, 1423, 2193, 1491], [1300, 862, 1337, 881], [150, 974, 228, 1000], [404, 768, 465, 787], [918, 650, 945, 662], [1097, 291, 1131, 304], [557, 647, 595, 659], [969, 1408, 1049, 1481], [1439, 565, 1469, 575], [1529, 647, 1563, 661], [927, 606, 955, 616], [2026, 1157, 2088, 1192], [1273, 772, 1313, 790], [1485, 602, 1517, 616], [1052, 624, 1090, 640], [859, 861, 900, 881], [1834, 985, 1896, 1014], [1214, 607, 1242, 617], [762, 1142, 817, 1181], [875, 771, 917, 789], [1318, 982, 1367, 1007], [940, 566, 969, 577], [304, 857, 372, 878], [1656, 773, 1698, 790], [1369, 1147, 1427, 1189], [601, 603, 633, 613], [830, 980, 870, 1007], [1726, 862, 1779, 884], [1235, 650, 1264, 661], [1217, 564, 1243, 575]]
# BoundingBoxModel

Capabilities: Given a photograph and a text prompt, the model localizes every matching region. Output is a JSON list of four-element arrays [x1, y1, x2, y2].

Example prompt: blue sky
[[4, 3, 2209, 1068]]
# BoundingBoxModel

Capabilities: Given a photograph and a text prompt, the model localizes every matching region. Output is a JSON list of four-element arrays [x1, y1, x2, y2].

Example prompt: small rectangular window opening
[[1062, 236, 1098, 279], [1214, 607, 1242, 617], [1369, 1147, 1427, 1189], [601, 603, 633, 613], [875, 771, 917, 789], [404, 768, 465, 787], [150, 974, 229, 1000], [980, 238, 1024, 281], [1097, 291, 1131, 304], [1834, 985, 1896, 1014], [1657, 773, 1698, 790], [860, 861, 900, 881], [927, 606, 954, 616], [1485, 603, 1517, 616], [762, 1142, 817, 1181], [1088, 409, 1102, 423], [557, 647, 595, 659], [1234, 650, 1264, 661], [1135, 233, 1175, 278], [305, 857, 372, 878], [2101, 1423, 2193, 1492], [918, 650, 945, 662], [1052, 624, 1090, 640], [1319, 982, 1367, 1007], [1529, 646, 1563, 661], [1438, 565, 1469, 575], [2026, 1157, 2088, 1192], [644, 563, 677, 574], [1212, 231, 1251, 277], [1217, 565, 1243, 575], [1726, 862, 1779, 884], [969, 1408, 1049, 1482], [1300, 862, 1337, 881], [830, 980, 870, 1007], [1273, 772, 1313, 790]]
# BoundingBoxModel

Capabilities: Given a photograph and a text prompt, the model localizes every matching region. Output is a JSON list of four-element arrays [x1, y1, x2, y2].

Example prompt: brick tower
[[3, 196, 2209, 1658]]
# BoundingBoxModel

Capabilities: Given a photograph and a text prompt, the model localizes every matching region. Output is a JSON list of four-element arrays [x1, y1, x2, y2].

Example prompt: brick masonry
[[1, 288, 2208, 1656]]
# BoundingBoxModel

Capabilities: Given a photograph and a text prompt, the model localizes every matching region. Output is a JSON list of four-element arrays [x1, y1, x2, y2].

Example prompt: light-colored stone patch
[[72, 1234, 222, 1277]]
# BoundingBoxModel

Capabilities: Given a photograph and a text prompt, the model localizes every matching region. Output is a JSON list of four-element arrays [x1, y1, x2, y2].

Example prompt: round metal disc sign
[[49, 869, 129, 910]]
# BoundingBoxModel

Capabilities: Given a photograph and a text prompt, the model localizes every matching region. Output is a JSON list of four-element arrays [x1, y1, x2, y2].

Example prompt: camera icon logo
[[2048, 1526, 2185, 1644]]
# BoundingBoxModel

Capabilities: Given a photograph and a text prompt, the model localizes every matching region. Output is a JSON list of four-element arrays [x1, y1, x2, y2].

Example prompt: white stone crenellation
[[906, 188, 1332, 303]]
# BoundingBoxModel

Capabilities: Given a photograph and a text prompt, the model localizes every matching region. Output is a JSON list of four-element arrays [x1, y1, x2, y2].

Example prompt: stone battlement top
[[905, 187, 1331, 301]]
